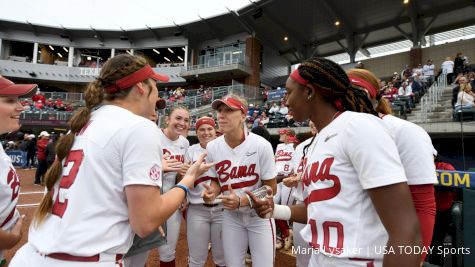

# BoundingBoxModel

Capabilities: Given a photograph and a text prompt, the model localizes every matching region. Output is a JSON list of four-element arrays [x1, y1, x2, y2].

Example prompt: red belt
[[45, 252, 123, 265]]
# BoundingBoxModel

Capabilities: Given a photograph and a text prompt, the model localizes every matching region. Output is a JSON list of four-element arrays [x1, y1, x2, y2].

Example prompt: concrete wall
[[360, 38, 475, 79]]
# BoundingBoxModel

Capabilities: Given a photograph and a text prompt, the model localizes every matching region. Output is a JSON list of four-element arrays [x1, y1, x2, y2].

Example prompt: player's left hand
[[283, 174, 301, 188], [245, 189, 274, 219], [217, 185, 240, 210]]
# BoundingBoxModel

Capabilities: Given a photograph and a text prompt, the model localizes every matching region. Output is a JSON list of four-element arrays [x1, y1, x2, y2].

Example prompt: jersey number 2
[[52, 150, 84, 218]]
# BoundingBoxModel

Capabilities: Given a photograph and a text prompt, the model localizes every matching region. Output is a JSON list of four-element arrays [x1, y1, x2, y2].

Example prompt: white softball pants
[[186, 203, 225, 267], [221, 209, 275, 267], [10, 243, 124, 267], [158, 209, 182, 262]]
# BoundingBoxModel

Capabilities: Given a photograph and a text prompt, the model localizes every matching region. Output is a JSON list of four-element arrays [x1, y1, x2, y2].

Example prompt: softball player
[[10, 54, 212, 267], [282, 121, 317, 267], [274, 129, 296, 250], [126, 106, 190, 267], [202, 94, 277, 267], [248, 57, 421, 267], [185, 117, 225, 267], [347, 68, 437, 261], [0, 77, 36, 264]]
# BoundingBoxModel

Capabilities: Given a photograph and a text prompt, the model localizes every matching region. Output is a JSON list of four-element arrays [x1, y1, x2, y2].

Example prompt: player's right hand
[[162, 157, 183, 173], [202, 184, 218, 203], [245, 189, 274, 219], [183, 153, 215, 188], [283, 174, 301, 188]]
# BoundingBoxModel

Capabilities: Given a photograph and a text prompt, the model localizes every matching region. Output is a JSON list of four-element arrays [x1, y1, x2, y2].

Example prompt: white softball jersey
[[206, 133, 277, 203], [185, 143, 217, 205], [291, 137, 313, 202], [28, 105, 163, 256], [300, 111, 407, 260], [275, 143, 295, 176], [381, 114, 437, 185], [0, 144, 21, 260], [157, 129, 189, 193]]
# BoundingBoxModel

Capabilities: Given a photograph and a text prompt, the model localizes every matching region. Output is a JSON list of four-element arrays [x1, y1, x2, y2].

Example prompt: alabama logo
[[149, 164, 161, 181]]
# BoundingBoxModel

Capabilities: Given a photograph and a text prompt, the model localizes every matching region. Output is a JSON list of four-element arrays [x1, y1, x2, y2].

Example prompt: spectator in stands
[[278, 102, 288, 115], [441, 57, 455, 84], [34, 100, 44, 110], [268, 102, 279, 114], [355, 61, 364, 69], [247, 103, 255, 117], [32, 91, 45, 103], [262, 87, 269, 103], [422, 59, 435, 86], [454, 52, 465, 75], [248, 110, 259, 128], [259, 112, 269, 127], [469, 72, 475, 89], [285, 111, 295, 127], [392, 72, 402, 88], [34, 131, 49, 185], [454, 78, 474, 111], [5, 141, 16, 151], [452, 75, 469, 107]]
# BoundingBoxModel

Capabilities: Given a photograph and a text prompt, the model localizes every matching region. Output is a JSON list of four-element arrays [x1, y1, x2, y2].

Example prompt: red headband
[[211, 96, 248, 114], [290, 69, 309, 86], [104, 65, 169, 93], [348, 75, 378, 99], [195, 117, 215, 130]]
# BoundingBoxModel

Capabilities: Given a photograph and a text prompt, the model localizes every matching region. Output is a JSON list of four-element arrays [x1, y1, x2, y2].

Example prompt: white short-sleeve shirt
[[275, 143, 295, 176], [157, 129, 189, 193], [206, 133, 277, 200], [300, 111, 407, 259], [185, 143, 217, 205], [381, 114, 437, 185], [29, 105, 163, 256]]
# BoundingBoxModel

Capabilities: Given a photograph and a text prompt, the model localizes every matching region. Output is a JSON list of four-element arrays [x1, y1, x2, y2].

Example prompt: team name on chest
[[276, 150, 292, 161], [215, 160, 259, 183], [163, 149, 185, 163], [302, 157, 341, 204]]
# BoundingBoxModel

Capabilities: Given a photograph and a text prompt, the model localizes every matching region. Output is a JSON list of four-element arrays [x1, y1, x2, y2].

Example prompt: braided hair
[[297, 57, 377, 116], [34, 54, 151, 225]]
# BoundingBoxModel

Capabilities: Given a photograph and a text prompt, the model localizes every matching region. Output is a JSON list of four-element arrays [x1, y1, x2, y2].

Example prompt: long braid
[[34, 54, 149, 225], [298, 57, 377, 116]]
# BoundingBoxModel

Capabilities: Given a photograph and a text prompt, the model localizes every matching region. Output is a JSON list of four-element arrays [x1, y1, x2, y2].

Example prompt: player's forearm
[[0, 229, 20, 250], [288, 203, 307, 224]]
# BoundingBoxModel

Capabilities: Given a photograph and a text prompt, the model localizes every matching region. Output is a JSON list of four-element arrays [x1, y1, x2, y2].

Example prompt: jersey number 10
[[52, 150, 84, 218]]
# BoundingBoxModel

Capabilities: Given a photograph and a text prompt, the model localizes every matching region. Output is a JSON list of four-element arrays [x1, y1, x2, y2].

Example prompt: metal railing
[[163, 84, 264, 114], [185, 58, 244, 71], [417, 74, 447, 123], [20, 111, 73, 121]]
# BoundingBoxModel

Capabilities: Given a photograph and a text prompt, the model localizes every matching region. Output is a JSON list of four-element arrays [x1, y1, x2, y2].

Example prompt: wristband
[[245, 194, 253, 209], [173, 184, 189, 197], [272, 204, 291, 220]]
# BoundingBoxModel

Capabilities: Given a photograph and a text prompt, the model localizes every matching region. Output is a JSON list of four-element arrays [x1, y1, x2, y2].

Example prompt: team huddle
[[0, 54, 437, 267]]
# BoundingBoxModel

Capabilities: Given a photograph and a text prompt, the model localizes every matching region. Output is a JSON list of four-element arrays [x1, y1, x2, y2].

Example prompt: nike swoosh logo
[[245, 152, 257, 157], [324, 133, 338, 142]]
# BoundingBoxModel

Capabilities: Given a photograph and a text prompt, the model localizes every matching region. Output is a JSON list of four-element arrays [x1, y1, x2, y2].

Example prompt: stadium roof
[[0, 0, 251, 30], [0, 0, 473, 64]]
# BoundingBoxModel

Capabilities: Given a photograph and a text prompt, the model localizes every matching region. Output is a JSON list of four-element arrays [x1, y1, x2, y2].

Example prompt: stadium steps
[[406, 86, 455, 124]]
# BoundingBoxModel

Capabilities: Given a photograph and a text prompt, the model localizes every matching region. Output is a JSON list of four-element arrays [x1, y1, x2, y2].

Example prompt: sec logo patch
[[149, 164, 161, 181]]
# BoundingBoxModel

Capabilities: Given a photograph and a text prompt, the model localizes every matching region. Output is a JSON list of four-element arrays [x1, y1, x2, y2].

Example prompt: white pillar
[[68, 47, 74, 67], [33, 42, 38, 64], [111, 48, 115, 58], [184, 45, 188, 68]]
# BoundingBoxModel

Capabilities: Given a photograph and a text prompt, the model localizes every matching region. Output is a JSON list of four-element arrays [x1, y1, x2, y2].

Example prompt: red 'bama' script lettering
[[275, 150, 292, 161], [302, 157, 341, 205], [215, 160, 259, 183]]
